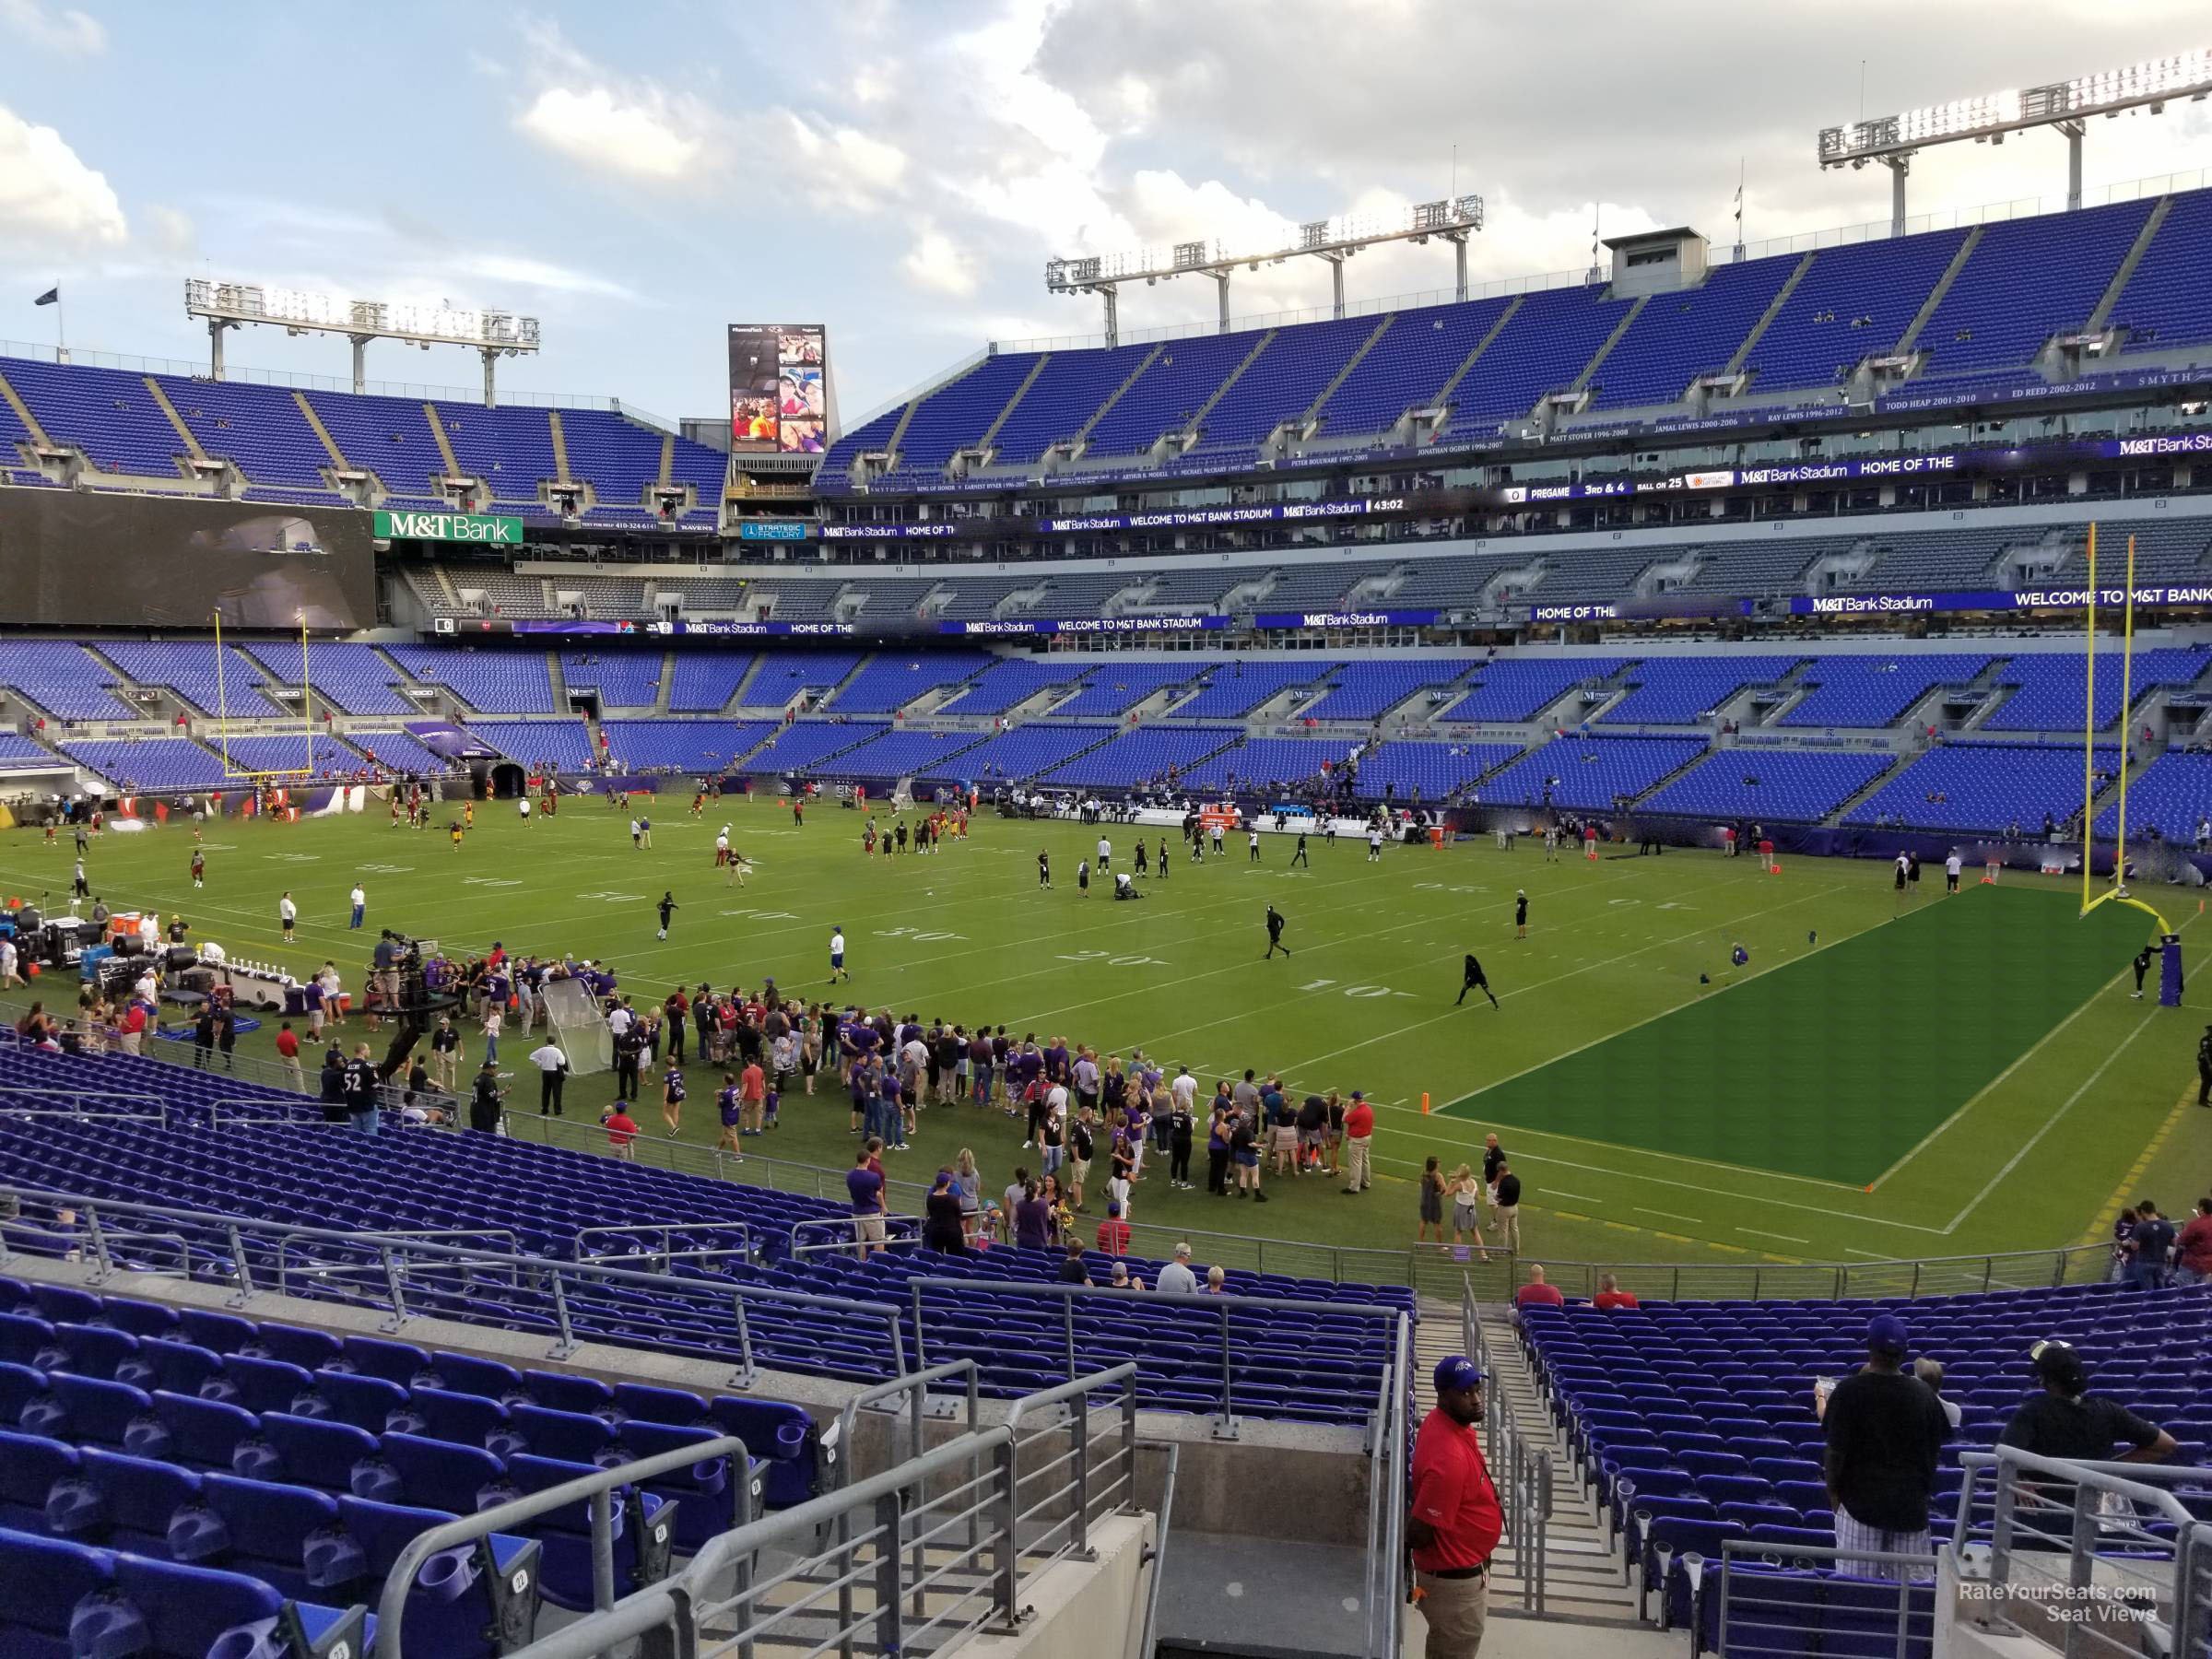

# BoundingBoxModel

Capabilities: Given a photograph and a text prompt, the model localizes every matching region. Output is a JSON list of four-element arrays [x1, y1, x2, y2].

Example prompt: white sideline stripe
[[1635, 1208, 1699, 1223], [1736, 1229, 1811, 1245], [1936, 945, 2210, 1234]]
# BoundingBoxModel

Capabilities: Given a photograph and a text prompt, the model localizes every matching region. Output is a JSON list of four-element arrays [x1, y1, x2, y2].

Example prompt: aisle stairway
[[1414, 1298, 1642, 1628]]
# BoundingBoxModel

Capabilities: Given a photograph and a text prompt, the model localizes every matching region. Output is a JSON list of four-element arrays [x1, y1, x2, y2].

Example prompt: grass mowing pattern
[[1441, 885, 2146, 1183]]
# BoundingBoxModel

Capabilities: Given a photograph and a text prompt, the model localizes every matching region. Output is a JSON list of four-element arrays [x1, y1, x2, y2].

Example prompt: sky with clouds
[[5, 0, 2212, 426]]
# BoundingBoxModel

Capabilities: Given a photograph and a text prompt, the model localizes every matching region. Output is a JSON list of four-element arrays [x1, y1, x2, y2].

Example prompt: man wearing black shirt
[[319, 1053, 348, 1124], [1997, 1340, 2173, 1540], [613, 1020, 645, 1101], [342, 1043, 382, 1134], [467, 1061, 504, 1133], [1168, 1099, 1194, 1190], [1489, 1163, 1522, 1253], [1820, 1313, 1949, 1580], [2124, 1200, 2176, 1288]]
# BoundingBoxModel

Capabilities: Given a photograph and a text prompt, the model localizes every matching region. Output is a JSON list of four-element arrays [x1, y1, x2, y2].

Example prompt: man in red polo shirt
[[1409, 1356, 1501, 1657], [1339, 1090, 1375, 1194]]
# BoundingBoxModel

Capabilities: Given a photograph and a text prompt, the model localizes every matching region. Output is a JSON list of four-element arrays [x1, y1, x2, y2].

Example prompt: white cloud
[[0, 0, 104, 55], [145, 204, 194, 256], [901, 228, 978, 298], [449, 252, 636, 301], [778, 112, 908, 208], [515, 85, 703, 183], [0, 104, 125, 253]]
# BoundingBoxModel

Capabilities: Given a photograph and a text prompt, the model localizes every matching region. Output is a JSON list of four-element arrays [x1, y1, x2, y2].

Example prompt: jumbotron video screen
[[728, 323, 827, 456]]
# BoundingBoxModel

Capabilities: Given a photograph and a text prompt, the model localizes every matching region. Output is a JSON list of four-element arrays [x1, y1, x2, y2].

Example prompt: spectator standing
[[1340, 1091, 1375, 1194], [1095, 1201, 1132, 1256], [847, 1147, 888, 1258], [1819, 1313, 1949, 1582], [1997, 1340, 2175, 1531], [529, 1038, 569, 1116], [924, 1170, 968, 1254], [1913, 1359, 1962, 1430], [2175, 1197, 2212, 1285], [467, 1061, 503, 1133], [1407, 1357, 1501, 1659], [1489, 1161, 1523, 1253], [275, 1021, 303, 1092], [2124, 1199, 2176, 1288]]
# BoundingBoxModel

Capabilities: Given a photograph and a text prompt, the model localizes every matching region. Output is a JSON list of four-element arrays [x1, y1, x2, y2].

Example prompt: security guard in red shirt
[[1408, 1356, 1502, 1658]]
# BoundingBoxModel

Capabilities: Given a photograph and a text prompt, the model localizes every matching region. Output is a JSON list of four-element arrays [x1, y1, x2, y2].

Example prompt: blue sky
[[6, 0, 2212, 426]]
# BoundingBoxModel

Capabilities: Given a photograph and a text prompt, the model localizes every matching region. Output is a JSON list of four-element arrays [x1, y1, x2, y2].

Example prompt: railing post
[[378, 1242, 409, 1334], [1670, 1265, 1680, 1300], [225, 1223, 257, 1307], [548, 1268, 578, 1359], [872, 1488, 905, 1659], [83, 1204, 112, 1283], [729, 1291, 755, 1388], [1212, 1302, 1239, 1440], [834, 1506, 856, 1659], [1983, 1255, 1995, 1292], [1070, 1393, 1093, 1557], [1910, 1260, 1923, 1297], [1064, 1294, 1077, 1381], [991, 1433, 1022, 1629], [590, 1488, 618, 1611]]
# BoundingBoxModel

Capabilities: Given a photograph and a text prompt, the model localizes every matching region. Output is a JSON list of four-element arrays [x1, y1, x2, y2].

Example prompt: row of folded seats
[[0, 1277, 821, 1653]]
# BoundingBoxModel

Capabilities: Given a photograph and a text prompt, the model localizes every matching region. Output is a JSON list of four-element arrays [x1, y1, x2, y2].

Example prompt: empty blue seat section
[[1302, 660, 1477, 723], [1045, 663, 1199, 719], [156, 375, 336, 489], [2092, 748, 2212, 841], [820, 727, 992, 782], [737, 651, 865, 710], [666, 652, 758, 712], [60, 739, 230, 792], [1776, 654, 1992, 728], [560, 653, 662, 710], [601, 720, 775, 773], [1442, 285, 1635, 437], [100, 643, 288, 719], [935, 659, 1092, 715], [736, 721, 888, 774], [1600, 657, 1802, 726], [828, 653, 990, 713], [1177, 738, 1359, 794], [1086, 334, 1253, 458], [1845, 743, 2113, 835], [1171, 662, 1335, 720], [333, 729, 448, 775], [947, 724, 1116, 782], [0, 642, 132, 720], [1981, 646, 2209, 733], [1587, 259, 1798, 410], [1312, 298, 1515, 438], [1440, 659, 1628, 723], [1348, 741, 1522, 804], [2109, 188, 2212, 350], [385, 645, 556, 713], [1639, 749, 1895, 823], [6, 359, 184, 476], [1745, 230, 1969, 394], [462, 718, 595, 771], [1036, 726, 1237, 790], [1913, 198, 2153, 380], [990, 343, 1155, 465], [1478, 735, 1708, 811]]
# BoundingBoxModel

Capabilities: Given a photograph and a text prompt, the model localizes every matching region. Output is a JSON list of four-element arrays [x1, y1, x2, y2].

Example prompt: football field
[[6, 797, 2206, 1277]]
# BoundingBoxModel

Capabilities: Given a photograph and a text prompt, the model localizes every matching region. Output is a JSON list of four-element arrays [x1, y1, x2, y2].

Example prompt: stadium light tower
[[1818, 49, 2212, 234], [1045, 195, 1483, 346], [183, 279, 541, 406]]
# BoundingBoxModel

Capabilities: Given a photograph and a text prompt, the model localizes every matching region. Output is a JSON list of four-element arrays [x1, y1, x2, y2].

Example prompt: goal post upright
[[213, 609, 317, 780]]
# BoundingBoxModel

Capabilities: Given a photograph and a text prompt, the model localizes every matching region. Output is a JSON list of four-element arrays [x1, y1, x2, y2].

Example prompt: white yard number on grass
[[1056, 948, 1167, 968], [877, 925, 968, 943], [577, 891, 647, 904], [357, 864, 413, 875], [1297, 979, 1415, 999], [462, 876, 523, 888]]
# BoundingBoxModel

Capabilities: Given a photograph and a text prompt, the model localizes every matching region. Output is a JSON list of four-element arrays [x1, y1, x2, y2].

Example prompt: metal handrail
[[502, 1366, 1143, 1659], [374, 1432, 752, 1656], [1713, 1537, 1936, 1659], [1134, 1440, 1181, 1659], [835, 1359, 982, 1479], [0, 1089, 168, 1122], [904, 1274, 1405, 1443], [571, 1220, 753, 1269]]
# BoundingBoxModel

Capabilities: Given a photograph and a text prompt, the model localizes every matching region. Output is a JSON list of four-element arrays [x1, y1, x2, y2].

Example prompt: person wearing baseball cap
[[1407, 1356, 1501, 1657], [1819, 1312, 1950, 1582], [1998, 1338, 2174, 1498]]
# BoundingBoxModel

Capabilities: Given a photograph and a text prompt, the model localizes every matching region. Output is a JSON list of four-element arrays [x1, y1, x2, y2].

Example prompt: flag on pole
[[33, 288, 59, 307]]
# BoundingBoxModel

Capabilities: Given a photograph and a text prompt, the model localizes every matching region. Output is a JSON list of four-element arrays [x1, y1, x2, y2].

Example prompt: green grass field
[[8, 798, 2206, 1275]]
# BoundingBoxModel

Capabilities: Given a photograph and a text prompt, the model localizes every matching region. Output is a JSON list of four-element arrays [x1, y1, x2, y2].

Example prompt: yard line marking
[[1865, 914, 2197, 1193], [1937, 948, 2210, 1234], [1736, 1228, 1810, 1245], [1546, 1190, 1600, 1204], [1636, 1207, 1698, 1222], [1843, 1248, 1892, 1260]]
